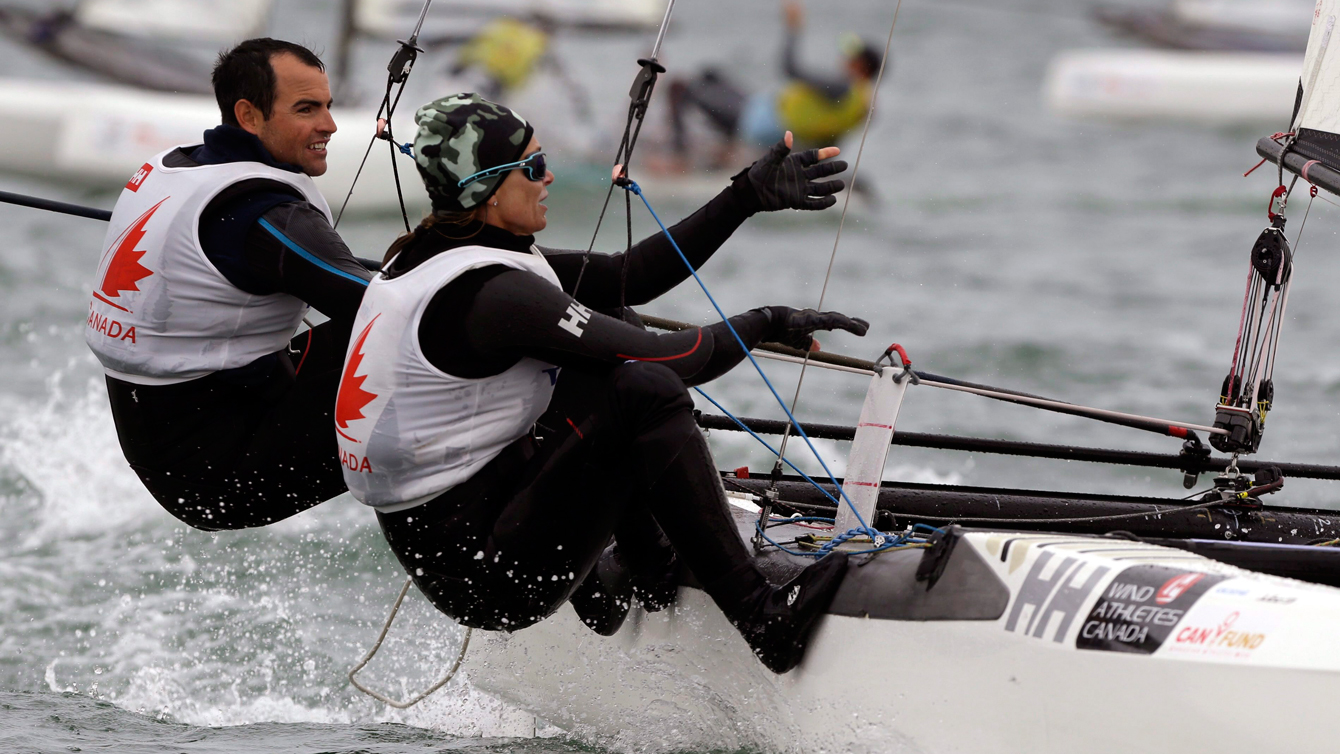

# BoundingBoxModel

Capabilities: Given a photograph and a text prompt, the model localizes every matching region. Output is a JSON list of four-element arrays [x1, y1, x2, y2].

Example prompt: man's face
[[244, 53, 337, 176]]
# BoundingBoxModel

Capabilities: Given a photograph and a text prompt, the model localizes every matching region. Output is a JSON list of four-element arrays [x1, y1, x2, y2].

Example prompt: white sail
[[356, 0, 665, 39], [74, 0, 272, 42], [1291, 0, 1340, 137]]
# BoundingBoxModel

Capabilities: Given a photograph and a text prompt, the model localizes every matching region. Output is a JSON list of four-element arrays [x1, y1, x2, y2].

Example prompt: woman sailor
[[335, 94, 868, 673]]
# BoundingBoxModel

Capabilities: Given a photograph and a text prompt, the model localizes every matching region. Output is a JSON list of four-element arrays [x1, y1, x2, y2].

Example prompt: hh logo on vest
[[88, 198, 167, 344], [336, 316, 380, 473], [126, 163, 153, 192]]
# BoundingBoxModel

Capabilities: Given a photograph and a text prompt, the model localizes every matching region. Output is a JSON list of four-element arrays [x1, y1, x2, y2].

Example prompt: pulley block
[[1250, 216, 1291, 287]]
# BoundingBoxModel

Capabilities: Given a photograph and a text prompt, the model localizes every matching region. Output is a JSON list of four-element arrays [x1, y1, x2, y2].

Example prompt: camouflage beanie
[[412, 93, 534, 212]]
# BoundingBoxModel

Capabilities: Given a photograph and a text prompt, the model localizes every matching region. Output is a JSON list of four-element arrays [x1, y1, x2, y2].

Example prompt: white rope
[[349, 577, 473, 709], [776, 0, 904, 466]]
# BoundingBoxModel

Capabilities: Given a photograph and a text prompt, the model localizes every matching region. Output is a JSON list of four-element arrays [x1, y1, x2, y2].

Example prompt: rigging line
[[694, 387, 845, 510], [571, 0, 677, 299], [903, 498, 1221, 526], [335, 0, 433, 229], [643, 312, 1221, 437], [334, 85, 393, 228], [624, 182, 877, 537], [774, 0, 904, 468], [349, 577, 472, 709]]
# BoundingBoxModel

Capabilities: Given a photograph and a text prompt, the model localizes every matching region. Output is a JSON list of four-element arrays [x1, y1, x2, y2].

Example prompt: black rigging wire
[[334, 1, 431, 230], [569, 48, 669, 300]]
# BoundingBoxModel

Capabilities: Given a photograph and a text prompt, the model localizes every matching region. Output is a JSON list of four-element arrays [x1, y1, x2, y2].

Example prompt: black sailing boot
[[568, 543, 633, 636], [644, 428, 851, 673], [705, 553, 850, 673]]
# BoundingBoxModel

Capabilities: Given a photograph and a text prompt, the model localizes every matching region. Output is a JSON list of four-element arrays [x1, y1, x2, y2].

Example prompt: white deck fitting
[[834, 366, 907, 535]]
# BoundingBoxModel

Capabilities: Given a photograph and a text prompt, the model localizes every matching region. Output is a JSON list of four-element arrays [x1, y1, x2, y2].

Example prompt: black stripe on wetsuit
[[104, 126, 374, 531]]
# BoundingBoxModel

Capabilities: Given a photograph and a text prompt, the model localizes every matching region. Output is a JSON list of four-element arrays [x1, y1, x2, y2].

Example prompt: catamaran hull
[[461, 527, 1340, 753], [1044, 49, 1299, 123]]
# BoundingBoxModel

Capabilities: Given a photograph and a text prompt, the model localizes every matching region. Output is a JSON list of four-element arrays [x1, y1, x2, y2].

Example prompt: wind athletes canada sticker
[[1076, 565, 1225, 654]]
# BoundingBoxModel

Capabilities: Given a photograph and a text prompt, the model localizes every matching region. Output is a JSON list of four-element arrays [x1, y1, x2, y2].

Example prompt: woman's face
[[480, 136, 554, 236]]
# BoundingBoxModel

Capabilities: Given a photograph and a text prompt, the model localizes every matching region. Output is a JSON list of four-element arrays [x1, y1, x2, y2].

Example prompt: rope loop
[[348, 578, 473, 709]]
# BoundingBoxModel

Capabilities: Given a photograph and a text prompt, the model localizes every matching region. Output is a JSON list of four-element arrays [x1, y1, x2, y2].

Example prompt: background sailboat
[[1046, 0, 1310, 123], [1095, 0, 1313, 52], [0, 0, 668, 214], [0, 0, 270, 94]]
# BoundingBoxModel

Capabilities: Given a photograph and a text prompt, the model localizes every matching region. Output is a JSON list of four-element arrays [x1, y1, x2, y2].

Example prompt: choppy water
[[4, 0, 1339, 751]]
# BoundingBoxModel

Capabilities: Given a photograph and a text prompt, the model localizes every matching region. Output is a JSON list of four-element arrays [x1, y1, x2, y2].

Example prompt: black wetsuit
[[104, 126, 375, 531], [376, 180, 806, 631]]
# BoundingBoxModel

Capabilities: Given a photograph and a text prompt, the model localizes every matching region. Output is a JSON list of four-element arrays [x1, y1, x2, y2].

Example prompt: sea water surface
[[4, 0, 1338, 751]]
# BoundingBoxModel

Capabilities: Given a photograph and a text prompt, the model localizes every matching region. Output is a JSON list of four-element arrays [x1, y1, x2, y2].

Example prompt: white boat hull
[[461, 527, 1340, 752], [1044, 49, 1300, 123]]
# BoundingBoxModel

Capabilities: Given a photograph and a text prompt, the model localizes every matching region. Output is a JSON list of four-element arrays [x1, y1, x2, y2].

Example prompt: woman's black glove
[[734, 138, 848, 212], [762, 306, 870, 351]]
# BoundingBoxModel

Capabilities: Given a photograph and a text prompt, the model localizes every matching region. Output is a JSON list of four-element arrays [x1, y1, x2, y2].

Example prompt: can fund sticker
[[1162, 603, 1275, 661], [1076, 565, 1225, 654]]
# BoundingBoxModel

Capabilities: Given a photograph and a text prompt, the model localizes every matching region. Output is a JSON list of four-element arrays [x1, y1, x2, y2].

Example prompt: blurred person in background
[[335, 93, 868, 673], [450, 16, 595, 123], [85, 38, 379, 531], [451, 17, 550, 100], [667, 0, 882, 168]]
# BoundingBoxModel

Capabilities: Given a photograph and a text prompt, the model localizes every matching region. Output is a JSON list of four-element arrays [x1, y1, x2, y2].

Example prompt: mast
[[334, 0, 358, 104]]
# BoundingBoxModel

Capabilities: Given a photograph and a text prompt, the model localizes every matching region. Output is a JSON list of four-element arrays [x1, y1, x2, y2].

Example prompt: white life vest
[[84, 147, 332, 385], [336, 245, 564, 511]]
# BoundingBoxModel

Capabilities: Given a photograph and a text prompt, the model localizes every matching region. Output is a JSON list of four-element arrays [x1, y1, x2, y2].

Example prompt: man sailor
[[85, 38, 375, 530]]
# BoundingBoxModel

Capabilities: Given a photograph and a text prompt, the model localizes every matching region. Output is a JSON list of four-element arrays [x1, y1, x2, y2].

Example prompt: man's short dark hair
[[213, 38, 325, 127]]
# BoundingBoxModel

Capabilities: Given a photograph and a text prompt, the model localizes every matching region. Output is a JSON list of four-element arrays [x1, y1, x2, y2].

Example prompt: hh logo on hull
[[336, 315, 381, 446]]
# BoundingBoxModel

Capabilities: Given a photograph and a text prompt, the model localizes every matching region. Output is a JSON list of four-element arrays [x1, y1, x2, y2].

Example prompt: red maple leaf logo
[[336, 314, 381, 442], [94, 198, 167, 313]]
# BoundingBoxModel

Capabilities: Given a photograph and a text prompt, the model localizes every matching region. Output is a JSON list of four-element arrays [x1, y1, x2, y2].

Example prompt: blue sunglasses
[[457, 151, 547, 188]]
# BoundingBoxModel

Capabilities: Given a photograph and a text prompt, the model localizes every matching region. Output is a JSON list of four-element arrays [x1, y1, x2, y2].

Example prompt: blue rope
[[621, 180, 883, 543], [694, 387, 844, 510], [698, 386, 923, 554]]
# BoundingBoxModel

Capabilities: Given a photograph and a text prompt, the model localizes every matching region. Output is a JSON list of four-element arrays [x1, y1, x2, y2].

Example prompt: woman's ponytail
[[382, 208, 485, 266]]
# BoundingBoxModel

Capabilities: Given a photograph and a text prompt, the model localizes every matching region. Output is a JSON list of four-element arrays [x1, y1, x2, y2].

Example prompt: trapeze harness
[[87, 141, 374, 531], [339, 211, 784, 631]]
